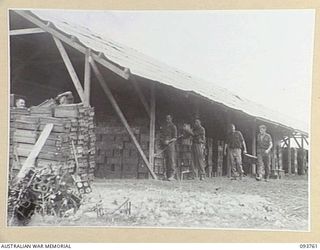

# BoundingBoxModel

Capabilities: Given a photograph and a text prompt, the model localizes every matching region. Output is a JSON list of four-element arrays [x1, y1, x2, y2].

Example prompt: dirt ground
[[29, 175, 309, 231]]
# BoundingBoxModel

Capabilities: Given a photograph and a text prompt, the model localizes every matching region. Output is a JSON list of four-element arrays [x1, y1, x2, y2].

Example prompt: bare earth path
[[30, 175, 309, 231]]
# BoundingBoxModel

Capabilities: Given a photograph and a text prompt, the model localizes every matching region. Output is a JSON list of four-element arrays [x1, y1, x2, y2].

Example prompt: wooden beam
[[53, 36, 86, 104], [302, 136, 309, 146], [149, 84, 156, 172], [129, 72, 150, 116], [90, 59, 158, 180], [14, 124, 53, 183], [84, 49, 91, 107], [287, 136, 292, 175], [251, 121, 257, 176], [10, 27, 46, 36], [293, 135, 302, 148], [14, 10, 129, 80], [282, 137, 289, 147]]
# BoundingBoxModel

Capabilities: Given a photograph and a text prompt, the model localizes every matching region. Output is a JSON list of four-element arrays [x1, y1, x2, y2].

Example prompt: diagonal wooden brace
[[53, 36, 87, 105], [90, 59, 158, 180]]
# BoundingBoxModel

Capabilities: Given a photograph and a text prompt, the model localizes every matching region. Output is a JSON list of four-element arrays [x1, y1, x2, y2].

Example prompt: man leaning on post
[[256, 124, 273, 182]]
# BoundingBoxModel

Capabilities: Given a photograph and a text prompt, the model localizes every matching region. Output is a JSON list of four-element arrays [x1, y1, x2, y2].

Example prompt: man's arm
[[239, 132, 247, 153], [168, 125, 178, 143], [266, 135, 273, 153], [224, 143, 228, 156], [199, 127, 205, 143]]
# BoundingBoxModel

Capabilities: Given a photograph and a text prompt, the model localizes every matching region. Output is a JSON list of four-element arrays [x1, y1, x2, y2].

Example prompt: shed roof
[[13, 10, 309, 134]]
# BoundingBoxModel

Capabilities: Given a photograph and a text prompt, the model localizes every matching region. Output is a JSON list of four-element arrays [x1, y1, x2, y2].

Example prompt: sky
[[35, 9, 315, 125]]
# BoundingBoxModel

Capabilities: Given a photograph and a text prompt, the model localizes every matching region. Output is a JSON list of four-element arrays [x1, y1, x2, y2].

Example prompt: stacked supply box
[[9, 103, 96, 181]]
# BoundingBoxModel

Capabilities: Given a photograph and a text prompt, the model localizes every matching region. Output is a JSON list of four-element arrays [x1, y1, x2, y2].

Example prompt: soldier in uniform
[[56, 91, 74, 105], [256, 124, 273, 181], [224, 124, 247, 180], [15, 98, 26, 108], [185, 119, 206, 180], [161, 115, 178, 181]]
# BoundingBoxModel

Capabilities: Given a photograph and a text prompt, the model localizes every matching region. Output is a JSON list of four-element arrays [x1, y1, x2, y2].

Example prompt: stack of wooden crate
[[151, 133, 165, 178], [213, 140, 224, 177], [54, 104, 96, 180], [9, 103, 96, 181], [178, 136, 193, 179], [94, 116, 167, 179], [94, 117, 141, 179]]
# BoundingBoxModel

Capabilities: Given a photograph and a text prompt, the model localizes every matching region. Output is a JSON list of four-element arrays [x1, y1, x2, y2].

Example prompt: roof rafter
[[13, 10, 130, 81]]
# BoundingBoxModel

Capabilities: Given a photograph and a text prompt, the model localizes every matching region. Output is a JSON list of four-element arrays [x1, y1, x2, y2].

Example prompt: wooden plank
[[293, 135, 302, 148], [130, 72, 150, 116], [53, 36, 86, 104], [282, 137, 289, 147], [302, 136, 309, 146], [148, 84, 156, 173], [251, 121, 256, 176], [287, 136, 291, 174], [90, 60, 157, 180], [14, 10, 129, 80], [10, 27, 45, 36], [15, 123, 54, 182], [84, 49, 91, 107]]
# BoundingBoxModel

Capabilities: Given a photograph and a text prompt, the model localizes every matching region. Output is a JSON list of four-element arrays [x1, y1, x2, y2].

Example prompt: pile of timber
[[9, 104, 96, 181]]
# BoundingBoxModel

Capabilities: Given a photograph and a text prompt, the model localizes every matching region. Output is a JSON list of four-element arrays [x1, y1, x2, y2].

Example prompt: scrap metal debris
[[8, 165, 87, 226]]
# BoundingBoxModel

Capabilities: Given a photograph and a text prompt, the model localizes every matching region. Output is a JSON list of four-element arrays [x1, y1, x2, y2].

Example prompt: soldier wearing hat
[[15, 97, 26, 108], [161, 114, 178, 181], [56, 91, 74, 105], [256, 124, 273, 181], [184, 118, 206, 180], [224, 123, 247, 180]]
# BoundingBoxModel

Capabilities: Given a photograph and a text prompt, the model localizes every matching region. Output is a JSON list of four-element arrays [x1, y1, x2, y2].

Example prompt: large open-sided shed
[[9, 9, 309, 179]]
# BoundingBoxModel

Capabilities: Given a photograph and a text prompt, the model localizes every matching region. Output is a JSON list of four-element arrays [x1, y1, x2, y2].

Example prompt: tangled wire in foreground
[[7, 166, 91, 226]]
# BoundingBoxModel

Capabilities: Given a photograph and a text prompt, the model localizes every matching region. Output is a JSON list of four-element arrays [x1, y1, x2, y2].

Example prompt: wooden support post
[[302, 136, 309, 146], [207, 138, 213, 177], [292, 147, 298, 175], [301, 138, 307, 175], [251, 121, 257, 176], [90, 59, 157, 180], [277, 136, 284, 178], [84, 49, 91, 107], [287, 136, 291, 175], [129, 72, 150, 116], [270, 133, 278, 178], [293, 136, 302, 148], [149, 84, 156, 175], [53, 36, 86, 104]]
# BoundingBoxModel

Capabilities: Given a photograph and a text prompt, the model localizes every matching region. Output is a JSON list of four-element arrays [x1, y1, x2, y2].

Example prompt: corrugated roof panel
[[27, 10, 308, 133]]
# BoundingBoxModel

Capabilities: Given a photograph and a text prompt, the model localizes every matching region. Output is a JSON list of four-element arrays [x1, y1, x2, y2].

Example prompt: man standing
[[186, 119, 206, 180], [161, 115, 177, 181], [256, 124, 273, 181], [224, 124, 247, 180]]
